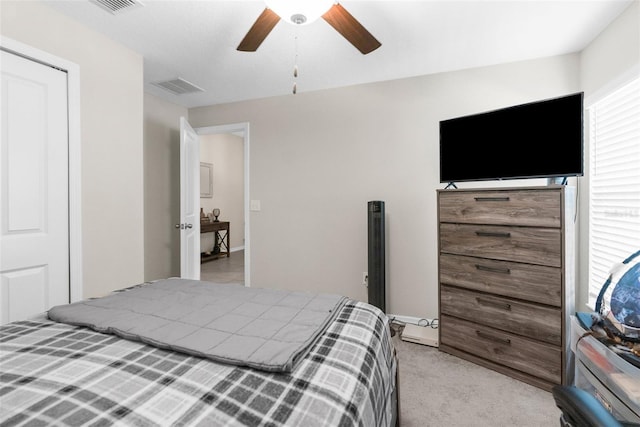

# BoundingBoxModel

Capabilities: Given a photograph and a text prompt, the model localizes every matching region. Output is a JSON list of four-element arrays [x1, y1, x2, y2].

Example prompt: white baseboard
[[230, 246, 244, 253]]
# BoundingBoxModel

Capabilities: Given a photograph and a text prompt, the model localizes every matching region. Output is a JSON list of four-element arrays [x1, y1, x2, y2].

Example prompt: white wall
[[189, 54, 581, 318], [1, 1, 144, 298], [144, 93, 188, 281], [200, 134, 245, 251]]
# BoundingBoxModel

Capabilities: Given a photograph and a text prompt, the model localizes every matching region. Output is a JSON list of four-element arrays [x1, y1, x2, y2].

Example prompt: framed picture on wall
[[200, 162, 213, 198]]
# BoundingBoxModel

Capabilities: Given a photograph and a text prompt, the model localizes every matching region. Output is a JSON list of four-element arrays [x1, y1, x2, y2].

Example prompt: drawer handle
[[475, 264, 511, 274], [475, 231, 511, 238], [474, 197, 510, 202], [476, 297, 512, 311], [476, 330, 512, 345]]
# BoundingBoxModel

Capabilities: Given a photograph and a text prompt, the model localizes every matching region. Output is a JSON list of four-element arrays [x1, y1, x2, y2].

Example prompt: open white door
[[179, 117, 200, 279]]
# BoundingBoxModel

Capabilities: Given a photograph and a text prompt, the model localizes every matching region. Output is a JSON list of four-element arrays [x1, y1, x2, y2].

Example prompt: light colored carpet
[[392, 326, 561, 426]]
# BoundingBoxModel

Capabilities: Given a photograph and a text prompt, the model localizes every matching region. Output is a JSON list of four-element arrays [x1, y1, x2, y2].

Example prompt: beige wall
[[1, 1, 144, 298], [189, 54, 581, 318], [4, 0, 635, 317], [187, 2, 639, 319], [144, 93, 187, 281], [200, 134, 245, 251], [580, 1, 639, 102]]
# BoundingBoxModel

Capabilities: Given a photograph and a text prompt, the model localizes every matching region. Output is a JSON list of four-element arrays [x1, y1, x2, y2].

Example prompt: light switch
[[250, 200, 261, 211]]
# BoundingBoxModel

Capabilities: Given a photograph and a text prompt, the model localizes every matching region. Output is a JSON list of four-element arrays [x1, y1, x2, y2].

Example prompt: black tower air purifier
[[367, 201, 385, 313]]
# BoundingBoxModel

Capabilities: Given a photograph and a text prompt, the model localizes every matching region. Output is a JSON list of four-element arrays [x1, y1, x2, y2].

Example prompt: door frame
[[1, 36, 83, 302], [195, 123, 250, 286]]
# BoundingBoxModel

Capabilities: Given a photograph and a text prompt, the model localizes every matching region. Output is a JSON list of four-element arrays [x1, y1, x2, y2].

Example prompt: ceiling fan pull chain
[[293, 34, 298, 94]]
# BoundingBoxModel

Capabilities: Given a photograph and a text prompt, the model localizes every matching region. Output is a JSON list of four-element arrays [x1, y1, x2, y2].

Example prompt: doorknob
[[175, 224, 181, 229], [185, 223, 193, 229]]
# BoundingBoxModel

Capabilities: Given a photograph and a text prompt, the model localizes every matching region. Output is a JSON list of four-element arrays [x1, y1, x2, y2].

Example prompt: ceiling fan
[[237, 1, 381, 55]]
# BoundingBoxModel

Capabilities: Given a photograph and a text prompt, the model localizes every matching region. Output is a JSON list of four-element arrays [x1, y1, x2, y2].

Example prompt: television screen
[[439, 92, 584, 184]]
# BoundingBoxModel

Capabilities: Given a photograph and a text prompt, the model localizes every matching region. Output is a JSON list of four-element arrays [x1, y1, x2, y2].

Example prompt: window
[[588, 77, 640, 308]]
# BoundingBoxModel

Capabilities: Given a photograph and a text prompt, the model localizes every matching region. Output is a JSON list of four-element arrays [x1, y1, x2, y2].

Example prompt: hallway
[[200, 250, 244, 285]]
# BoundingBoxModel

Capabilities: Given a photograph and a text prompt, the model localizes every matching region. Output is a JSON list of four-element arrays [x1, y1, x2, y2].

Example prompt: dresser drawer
[[439, 223, 562, 267], [440, 285, 562, 345], [438, 190, 562, 227], [439, 254, 562, 306], [440, 315, 562, 384]]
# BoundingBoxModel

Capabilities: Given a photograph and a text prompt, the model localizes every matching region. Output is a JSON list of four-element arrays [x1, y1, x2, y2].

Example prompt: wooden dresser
[[437, 186, 575, 391]]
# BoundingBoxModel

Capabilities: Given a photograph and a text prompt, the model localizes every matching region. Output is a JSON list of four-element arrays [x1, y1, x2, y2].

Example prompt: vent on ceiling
[[151, 78, 205, 95], [90, 0, 144, 15]]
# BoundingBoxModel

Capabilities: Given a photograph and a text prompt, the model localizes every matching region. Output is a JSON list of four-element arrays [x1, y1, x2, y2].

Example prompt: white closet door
[[0, 50, 70, 324]]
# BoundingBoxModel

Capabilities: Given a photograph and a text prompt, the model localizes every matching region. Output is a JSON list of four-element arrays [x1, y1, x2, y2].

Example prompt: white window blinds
[[588, 77, 640, 308]]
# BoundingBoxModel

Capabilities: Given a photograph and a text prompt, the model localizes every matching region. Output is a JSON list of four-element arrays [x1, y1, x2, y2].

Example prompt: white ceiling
[[46, 0, 633, 108]]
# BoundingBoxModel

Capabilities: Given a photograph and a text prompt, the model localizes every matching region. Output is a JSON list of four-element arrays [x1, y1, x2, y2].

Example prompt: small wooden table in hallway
[[200, 221, 229, 263]]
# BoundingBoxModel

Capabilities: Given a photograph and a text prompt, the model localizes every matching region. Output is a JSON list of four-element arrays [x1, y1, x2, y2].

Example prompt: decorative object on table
[[595, 249, 640, 340], [200, 207, 208, 223], [212, 208, 220, 222]]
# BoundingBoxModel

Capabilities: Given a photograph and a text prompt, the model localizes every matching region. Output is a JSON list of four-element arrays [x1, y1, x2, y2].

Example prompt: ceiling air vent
[[90, 0, 144, 15], [151, 78, 205, 95]]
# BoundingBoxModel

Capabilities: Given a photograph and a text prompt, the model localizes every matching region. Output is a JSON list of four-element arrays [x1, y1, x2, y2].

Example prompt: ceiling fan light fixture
[[265, 0, 334, 25]]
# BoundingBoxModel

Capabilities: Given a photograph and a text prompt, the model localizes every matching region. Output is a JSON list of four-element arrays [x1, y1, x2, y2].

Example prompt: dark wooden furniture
[[437, 186, 575, 391], [200, 221, 230, 262]]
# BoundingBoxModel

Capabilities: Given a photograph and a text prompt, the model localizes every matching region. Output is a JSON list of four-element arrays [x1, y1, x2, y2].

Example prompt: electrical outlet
[[362, 272, 368, 286]]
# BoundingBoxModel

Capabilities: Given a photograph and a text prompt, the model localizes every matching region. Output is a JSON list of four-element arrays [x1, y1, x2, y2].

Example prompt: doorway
[[195, 124, 250, 286]]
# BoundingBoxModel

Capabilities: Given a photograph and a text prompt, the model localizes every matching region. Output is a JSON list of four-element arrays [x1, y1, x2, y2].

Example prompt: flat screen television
[[439, 92, 584, 184]]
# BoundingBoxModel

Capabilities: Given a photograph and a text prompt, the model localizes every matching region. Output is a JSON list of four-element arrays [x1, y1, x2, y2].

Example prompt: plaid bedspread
[[0, 300, 396, 427]]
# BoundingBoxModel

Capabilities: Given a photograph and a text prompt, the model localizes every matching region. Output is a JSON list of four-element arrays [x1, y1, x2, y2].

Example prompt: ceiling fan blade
[[237, 8, 280, 52], [322, 3, 381, 55]]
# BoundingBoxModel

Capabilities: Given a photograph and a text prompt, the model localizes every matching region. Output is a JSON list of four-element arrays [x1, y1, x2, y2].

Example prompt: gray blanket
[[48, 278, 347, 372]]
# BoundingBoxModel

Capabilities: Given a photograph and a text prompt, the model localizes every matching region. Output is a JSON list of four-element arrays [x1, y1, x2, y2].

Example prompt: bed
[[0, 279, 398, 426]]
